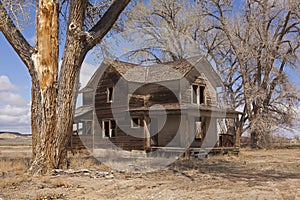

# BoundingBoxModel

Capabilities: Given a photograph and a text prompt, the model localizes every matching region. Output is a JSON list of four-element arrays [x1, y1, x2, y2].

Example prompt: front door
[[191, 117, 205, 148]]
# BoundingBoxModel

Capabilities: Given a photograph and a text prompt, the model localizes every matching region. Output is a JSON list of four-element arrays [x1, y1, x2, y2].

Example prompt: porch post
[[185, 114, 190, 159], [144, 115, 151, 148], [235, 116, 241, 148], [92, 110, 95, 152]]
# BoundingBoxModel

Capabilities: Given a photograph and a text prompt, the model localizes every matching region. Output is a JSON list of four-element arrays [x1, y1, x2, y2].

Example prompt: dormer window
[[192, 85, 205, 105], [107, 87, 114, 102]]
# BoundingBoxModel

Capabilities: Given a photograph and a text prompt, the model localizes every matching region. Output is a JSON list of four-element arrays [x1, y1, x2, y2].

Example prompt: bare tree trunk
[[54, 0, 87, 170], [250, 132, 258, 148], [1, 0, 131, 175], [29, 0, 59, 174], [29, 0, 131, 174]]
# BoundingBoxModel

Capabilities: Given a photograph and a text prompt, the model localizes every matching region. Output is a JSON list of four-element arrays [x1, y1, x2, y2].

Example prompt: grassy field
[[0, 133, 299, 199], [0, 147, 299, 199]]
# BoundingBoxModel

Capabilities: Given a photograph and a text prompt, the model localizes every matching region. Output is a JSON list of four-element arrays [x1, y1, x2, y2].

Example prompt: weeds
[[0, 176, 26, 188], [0, 157, 28, 174], [68, 154, 110, 171], [51, 178, 70, 188]]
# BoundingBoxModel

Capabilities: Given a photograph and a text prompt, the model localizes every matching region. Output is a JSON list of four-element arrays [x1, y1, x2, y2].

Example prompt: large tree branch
[[0, 0, 34, 74], [84, 0, 131, 52]]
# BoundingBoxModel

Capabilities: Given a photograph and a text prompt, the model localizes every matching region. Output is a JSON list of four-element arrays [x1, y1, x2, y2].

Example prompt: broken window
[[195, 118, 202, 140], [192, 85, 205, 105], [84, 121, 92, 135], [111, 120, 116, 137], [131, 117, 140, 128], [102, 120, 116, 138], [77, 123, 83, 135], [195, 117, 205, 140], [200, 86, 205, 104], [107, 87, 114, 102], [192, 85, 198, 104]]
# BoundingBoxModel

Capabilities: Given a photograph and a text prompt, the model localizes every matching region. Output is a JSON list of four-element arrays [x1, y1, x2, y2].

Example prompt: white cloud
[[0, 75, 31, 134], [0, 75, 18, 91], [0, 105, 29, 116], [0, 104, 31, 134], [80, 62, 97, 88], [0, 91, 28, 106]]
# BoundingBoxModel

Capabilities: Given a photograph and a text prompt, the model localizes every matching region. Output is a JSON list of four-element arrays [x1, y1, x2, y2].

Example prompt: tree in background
[[0, 0, 131, 174], [200, 0, 300, 147], [125, 0, 300, 148], [122, 0, 203, 63]]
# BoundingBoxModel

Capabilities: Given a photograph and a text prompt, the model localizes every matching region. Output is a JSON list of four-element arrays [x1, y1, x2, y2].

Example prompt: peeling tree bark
[[29, 0, 59, 174]]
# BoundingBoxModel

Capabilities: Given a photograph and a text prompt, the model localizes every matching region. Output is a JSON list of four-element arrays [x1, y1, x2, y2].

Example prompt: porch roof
[[74, 105, 93, 122], [128, 103, 243, 117]]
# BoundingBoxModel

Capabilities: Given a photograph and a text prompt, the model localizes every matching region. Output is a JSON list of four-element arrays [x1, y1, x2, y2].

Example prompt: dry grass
[[68, 153, 111, 171], [0, 158, 28, 174], [51, 178, 70, 188], [0, 148, 299, 200], [0, 154, 29, 189], [0, 176, 26, 188]]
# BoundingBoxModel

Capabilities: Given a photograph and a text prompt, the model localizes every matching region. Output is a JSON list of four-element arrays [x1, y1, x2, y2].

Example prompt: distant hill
[[0, 132, 32, 146], [241, 135, 300, 148], [0, 132, 31, 137]]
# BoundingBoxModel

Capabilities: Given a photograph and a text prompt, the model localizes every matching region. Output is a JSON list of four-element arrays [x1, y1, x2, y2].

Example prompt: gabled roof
[[80, 56, 223, 93], [121, 64, 184, 83]]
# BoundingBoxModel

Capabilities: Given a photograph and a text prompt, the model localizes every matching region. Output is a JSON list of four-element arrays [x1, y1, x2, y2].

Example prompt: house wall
[[128, 81, 180, 108], [92, 64, 221, 151], [94, 66, 145, 150], [156, 114, 181, 147], [83, 91, 94, 105]]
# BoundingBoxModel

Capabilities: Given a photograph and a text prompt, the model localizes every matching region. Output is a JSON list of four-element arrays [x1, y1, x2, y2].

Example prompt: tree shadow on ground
[[168, 157, 300, 182]]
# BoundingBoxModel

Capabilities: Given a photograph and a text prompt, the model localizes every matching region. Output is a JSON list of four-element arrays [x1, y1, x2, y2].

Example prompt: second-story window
[[107, 87, 114, 102], [131, 117, 140, 128], [192, 85, 205, 105]]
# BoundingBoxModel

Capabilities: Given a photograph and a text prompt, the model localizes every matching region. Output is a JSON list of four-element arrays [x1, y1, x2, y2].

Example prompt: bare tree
[[122, 0, 204, 63], [0, 0, 131, 174], [199, 0, 300, 147], [125, 0, 300, 148]]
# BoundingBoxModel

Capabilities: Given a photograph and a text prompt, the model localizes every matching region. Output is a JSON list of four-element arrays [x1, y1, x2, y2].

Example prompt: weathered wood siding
[[156, 114, 181, 147], [94, 66, 145, 150], [181, 67, 218, 106], [91, 62, 220, 151], [129, 81, 180, 108], [83, 92, 93, 105]]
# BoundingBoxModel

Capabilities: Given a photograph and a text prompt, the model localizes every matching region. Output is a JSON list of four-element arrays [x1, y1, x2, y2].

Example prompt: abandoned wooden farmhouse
[[71, 56, 242, 155]]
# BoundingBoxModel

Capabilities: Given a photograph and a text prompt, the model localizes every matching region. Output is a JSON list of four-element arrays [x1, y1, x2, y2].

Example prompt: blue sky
[[0, 29, 100, 134], [0, 33, 32, 133]]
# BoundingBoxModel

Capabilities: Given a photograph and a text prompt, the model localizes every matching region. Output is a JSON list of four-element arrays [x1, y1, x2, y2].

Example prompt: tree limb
[[0, 0, 34, 74], [84, 0, 131, 52]]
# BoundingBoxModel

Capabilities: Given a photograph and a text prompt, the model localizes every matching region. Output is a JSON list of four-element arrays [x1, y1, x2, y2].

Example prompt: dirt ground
[[0, 147, 299, 200]]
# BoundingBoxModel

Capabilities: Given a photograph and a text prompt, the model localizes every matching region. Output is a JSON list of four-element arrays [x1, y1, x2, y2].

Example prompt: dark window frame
[[107, 87, 114, 103], [131, 117, 141, 128], [192, 84, 205, 105], [102, 119, 116, 138]]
